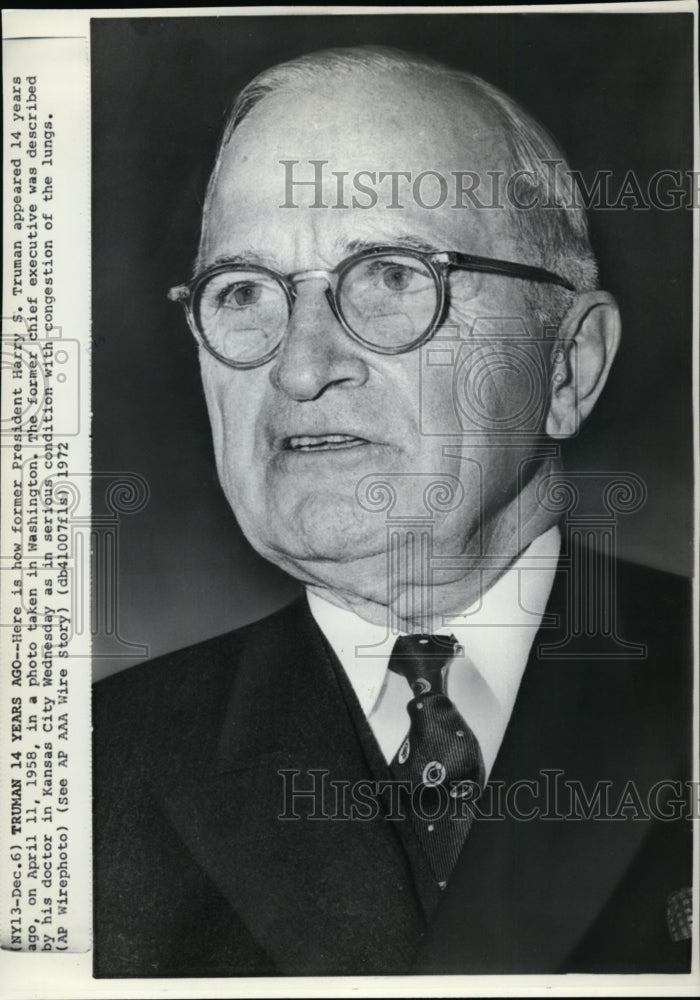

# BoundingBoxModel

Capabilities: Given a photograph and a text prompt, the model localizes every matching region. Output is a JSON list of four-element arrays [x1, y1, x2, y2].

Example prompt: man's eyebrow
[[342, 235, 443, 255], [200, 235, 443, 275], [203, 251, 271, 269]]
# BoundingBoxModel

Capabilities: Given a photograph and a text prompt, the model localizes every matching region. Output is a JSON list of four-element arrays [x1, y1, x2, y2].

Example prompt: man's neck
[[307, 458, 561, 633]]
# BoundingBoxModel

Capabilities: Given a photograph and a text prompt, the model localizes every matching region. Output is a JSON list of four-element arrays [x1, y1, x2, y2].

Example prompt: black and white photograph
[[1, 5, 696, 995]]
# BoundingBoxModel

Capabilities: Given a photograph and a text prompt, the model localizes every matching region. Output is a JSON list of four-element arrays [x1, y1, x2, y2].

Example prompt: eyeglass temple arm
[[445, 252, 575, 292]]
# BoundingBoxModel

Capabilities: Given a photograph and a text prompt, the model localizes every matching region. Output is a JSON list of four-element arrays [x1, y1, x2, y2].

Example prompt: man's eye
[[381, 265, 413, 292], [219, 282, 263, 308], [363, 260, 418, 291]]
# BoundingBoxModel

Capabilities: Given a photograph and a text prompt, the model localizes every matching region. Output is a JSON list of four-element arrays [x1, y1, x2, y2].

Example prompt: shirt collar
[[307, 525, 561, 718]]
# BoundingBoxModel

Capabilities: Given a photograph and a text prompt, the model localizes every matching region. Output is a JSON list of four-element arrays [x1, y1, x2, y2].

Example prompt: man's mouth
[[284, 434, 370, 452]]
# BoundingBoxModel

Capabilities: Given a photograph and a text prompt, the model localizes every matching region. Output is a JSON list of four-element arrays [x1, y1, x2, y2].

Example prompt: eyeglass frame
[[168, 245, 575, 370]]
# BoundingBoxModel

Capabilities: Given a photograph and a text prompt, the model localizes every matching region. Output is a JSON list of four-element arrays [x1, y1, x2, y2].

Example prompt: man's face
[[197, 72, 549, 590]]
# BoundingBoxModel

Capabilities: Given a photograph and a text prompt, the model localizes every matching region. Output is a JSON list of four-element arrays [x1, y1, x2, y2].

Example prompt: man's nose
[[269, 279, 370, 400]]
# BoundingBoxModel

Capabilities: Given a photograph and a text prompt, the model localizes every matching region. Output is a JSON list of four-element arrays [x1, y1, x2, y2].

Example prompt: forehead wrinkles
[[199, 75, 518, 267]]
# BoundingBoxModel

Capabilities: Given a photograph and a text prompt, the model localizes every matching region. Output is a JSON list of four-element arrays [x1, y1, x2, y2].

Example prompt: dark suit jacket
[[93, 550, 693, 977]]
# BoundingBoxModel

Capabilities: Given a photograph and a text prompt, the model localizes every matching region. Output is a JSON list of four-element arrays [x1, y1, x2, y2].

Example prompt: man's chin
[[247, 492, 385, 569]]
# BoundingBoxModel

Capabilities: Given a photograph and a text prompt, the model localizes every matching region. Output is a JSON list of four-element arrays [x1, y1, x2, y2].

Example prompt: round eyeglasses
[[168, 246, 574, 369]]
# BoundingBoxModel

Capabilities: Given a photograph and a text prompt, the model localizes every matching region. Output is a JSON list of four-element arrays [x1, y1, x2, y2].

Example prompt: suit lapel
[[159, 598, 427, 975], [154, 552, 687, 975], [416, 555, 686, 973]]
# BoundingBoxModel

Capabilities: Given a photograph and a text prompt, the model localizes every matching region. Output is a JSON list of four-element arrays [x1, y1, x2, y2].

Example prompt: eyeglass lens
[[339, 253, 438, 349], [196, 269, 289, 365]]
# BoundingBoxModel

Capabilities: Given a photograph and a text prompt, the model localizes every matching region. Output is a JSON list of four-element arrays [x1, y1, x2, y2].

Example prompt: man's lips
[[283, 433, 370, 452]]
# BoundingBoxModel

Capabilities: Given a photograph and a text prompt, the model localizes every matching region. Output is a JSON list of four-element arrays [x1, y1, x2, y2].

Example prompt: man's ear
[[546, 290, 621, 440]]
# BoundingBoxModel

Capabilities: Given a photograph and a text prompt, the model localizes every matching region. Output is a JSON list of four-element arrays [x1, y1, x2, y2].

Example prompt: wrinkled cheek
[[451, 341, 550, 437], [199, 356, 225, 437], [199, 369, 247, 505], [442, 286, 548, 437]]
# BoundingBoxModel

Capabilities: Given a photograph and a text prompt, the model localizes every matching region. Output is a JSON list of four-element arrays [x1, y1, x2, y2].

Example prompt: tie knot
[[388, 633, 461, 695]]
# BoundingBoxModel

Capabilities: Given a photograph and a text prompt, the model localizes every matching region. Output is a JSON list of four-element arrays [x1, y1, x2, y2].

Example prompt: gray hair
[[201, 46, 599, 329]]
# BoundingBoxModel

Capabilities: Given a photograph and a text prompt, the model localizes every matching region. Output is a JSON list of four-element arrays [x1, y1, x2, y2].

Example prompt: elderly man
[[93, 47, 692, 977]]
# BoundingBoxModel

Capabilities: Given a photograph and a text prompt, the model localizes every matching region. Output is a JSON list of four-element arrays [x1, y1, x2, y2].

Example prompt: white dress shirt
[[307, 526, 560, 779]]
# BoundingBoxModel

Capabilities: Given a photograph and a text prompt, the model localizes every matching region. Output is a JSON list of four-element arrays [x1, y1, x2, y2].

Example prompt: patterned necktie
[[389, 633, 485, 888]]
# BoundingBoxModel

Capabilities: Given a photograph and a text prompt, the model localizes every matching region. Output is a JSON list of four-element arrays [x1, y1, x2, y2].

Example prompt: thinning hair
[[200, 46, 599, 328]]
